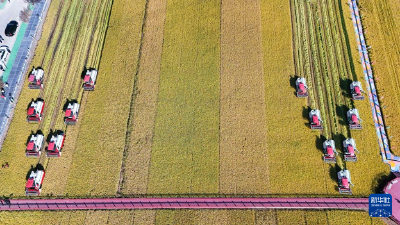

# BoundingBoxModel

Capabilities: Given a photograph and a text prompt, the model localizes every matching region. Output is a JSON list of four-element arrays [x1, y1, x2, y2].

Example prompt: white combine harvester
[[46, 132, 65, 157], [309, 109, 323, 130], [347, 109, 362, 130], [350, 81, 365, 100], [27, 99, 45, 123], [82, 68, 98, 91], [296, 77, 309, 98], [25, 169, 45, 196], [343, 138, 359, 162], [323, 140, 338, 163], [337, 169, 354, 195], [28, 67, 44, 89], [26, 133, 44, 157], [64, 102, 80, 125]]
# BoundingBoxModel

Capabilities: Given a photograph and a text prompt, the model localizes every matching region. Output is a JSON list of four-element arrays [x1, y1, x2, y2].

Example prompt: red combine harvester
[[25, 170, 45, 196], [309, 109, 323, 130], [28, 67, 44, 89], [347, 109, 362, 130], [83, 68, 98, 91], [64, 103, 80, 125], [46, 132, 65, 157], [323, 140, 338, 163], [337, 169, 354, 195], [27, 99, 45, 123], [350, 81, 365, 100], [26, 133, 44, 157], [296, 77, 309, 98], [343, 138, 359, 162]]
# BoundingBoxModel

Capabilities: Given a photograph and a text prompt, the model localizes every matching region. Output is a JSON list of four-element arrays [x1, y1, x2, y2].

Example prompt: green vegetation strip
[[2, 23, 28, 82], [147, 0, 220, 194]]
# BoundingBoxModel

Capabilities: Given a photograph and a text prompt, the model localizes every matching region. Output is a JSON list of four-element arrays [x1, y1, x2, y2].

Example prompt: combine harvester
[[46, 132, 65, 157], [347, 109, 362, 130], [337, 169, 354, 195], [309, 109, 323, 130], [350, 81, 365, 100], [64, 102, 79, 125], [25, 169, 45, 196], [296, 77, 308, 98], [27, 99, 44, 123], [28, 67, 44, 89], [26, 132, 44, 157], [323, 140, 338, 163], [82, 68, 98, 91], [343, 138, 359, 162]]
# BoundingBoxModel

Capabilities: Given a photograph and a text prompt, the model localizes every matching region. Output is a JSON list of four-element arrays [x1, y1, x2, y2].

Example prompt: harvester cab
[[27, 99, 44, 123], [26, 133, 44, 157], [337, 169, 353, 195], [28, 67, 44, 89], [343, 138, 359, 162], [296, 77, 309, 98], [323, 140, 338, 163], [64, 103, 80, 125], [83, 68, 98, 91], [347, 109, 362, 129], [25, 170, 45, 196], [309, 109, 323, 130], [350, 81, 365, 100], [46, 132, 65, 157]]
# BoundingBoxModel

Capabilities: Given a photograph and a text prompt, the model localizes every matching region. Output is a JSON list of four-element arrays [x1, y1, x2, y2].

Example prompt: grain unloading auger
[[337, 169, 354, 195], [350, 81, 365, 100], [82, 68, 98, 91], [347, 108, 362, 130], [26, 132, 44, 157], [296, 77, 309, 98], [28, 67, 44, 89], [323, 140, 338, 163], [27, 99, 44, 123], [343, 138, 359, 162], [46, 132, 65, 157], [309, 109, 323, 130], [25, 169, 45, 196]]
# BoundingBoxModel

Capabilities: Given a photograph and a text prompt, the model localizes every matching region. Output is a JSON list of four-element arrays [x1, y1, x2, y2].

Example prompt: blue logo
[[369, 194, 392, 217]]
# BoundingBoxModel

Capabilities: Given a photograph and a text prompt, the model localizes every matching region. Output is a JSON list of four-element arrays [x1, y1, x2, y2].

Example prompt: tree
[[19, 7, 32, 23]]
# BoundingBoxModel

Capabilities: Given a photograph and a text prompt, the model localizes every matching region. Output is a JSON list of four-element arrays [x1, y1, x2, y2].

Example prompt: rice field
[[0, 210, 385, 225]]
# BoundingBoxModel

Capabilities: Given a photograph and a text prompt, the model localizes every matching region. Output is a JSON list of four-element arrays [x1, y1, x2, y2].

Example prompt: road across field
[[0, 197, 368, 211]]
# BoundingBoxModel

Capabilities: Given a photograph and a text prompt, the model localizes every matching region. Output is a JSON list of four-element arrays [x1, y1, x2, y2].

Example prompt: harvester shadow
[[329, 164, 341, 190], [340, 78, 353, 99], [25, 164, 44, 181], [333, 133, 346, 152], [62, 99, 78, 111], [290, 75, 299, 96], [336, 104, 350, 126], [315, 135, 327, 155], [371, 172, 395, 193], [80, 67, 87, 79], [302, 106, 312, 128]]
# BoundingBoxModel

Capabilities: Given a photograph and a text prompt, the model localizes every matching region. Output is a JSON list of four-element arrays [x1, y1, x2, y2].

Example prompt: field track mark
[[117, 0, 150, 195], [118, 0, 167, 194], [219, 0, 269, 194]]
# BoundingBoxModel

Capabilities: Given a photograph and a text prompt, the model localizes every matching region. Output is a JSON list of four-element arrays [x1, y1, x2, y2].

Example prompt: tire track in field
[[219, 0, 269, 194], [118, 0, 166, 194]]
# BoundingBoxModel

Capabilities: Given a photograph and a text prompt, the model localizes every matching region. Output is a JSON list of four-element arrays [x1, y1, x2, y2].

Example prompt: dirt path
[[219, 0, 269, 194], [119, 0, 167, 194]]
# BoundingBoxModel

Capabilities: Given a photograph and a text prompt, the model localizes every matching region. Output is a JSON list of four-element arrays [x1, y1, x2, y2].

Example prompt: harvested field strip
[[219, 0, 269, 194], [119, 0, 167, 194], [339, 0, 388, 194], [65, 0, 147, 196], [42, 0, 113, 196], [0, 210, 386, 224], [147, 0, 220, 194], [357, 0, 400, 156]]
